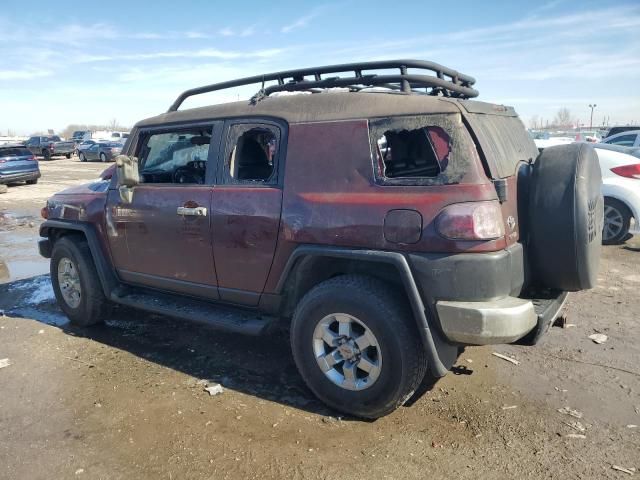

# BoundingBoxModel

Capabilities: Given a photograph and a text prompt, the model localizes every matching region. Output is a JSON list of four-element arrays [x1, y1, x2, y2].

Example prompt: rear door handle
[[177, 206, 208, 217]]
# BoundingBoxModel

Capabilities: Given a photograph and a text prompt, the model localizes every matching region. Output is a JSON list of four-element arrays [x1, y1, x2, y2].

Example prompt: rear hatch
[[456, 100, 539, 246], [0, 147, 39, 175]]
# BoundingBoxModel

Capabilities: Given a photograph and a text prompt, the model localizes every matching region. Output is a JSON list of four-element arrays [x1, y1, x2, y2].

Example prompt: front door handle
[[177, 206, 208, 217]]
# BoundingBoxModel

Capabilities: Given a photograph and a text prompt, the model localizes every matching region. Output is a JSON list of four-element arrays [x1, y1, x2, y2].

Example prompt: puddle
[[0, 257, 49, 283]]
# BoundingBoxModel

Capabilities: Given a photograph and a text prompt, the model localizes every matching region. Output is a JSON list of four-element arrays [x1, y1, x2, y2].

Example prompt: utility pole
[[588, 104, 597, 130]]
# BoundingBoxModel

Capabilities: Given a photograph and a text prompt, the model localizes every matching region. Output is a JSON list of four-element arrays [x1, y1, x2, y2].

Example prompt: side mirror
[[115, 154, 140, 204]]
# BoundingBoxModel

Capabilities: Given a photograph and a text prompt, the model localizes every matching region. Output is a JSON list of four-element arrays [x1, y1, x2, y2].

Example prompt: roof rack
[[167, 59, 478, 112]]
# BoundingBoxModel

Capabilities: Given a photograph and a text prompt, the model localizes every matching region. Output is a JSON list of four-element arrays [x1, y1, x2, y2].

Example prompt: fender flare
[[275, 245, 457, 377], [39, 219, 118, 298]]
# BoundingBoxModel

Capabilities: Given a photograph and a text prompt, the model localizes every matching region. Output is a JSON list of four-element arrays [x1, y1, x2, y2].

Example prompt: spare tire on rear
[[528, 143, 603, 291]]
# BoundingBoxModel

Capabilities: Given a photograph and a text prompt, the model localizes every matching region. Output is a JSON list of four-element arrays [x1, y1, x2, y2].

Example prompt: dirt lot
[[1, 158, 639, 479]]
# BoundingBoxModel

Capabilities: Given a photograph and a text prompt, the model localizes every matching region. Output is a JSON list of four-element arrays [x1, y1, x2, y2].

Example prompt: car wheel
[[603, 198, 631, 245], [79, 152, 86, 162], [100, 153, 107, 163], [26, 179, 38, 185], [65, 153, 71, 159], [290, 275, 428, 419], [50, 236, 112, 326], [42, 149, 51, 161]]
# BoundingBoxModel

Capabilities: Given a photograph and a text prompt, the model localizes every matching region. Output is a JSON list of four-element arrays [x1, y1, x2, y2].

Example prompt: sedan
[[0, 146, 41, 186], [601, 130, 640, 148], [594, 145, 640, 244], [78, 142, 122, 163]]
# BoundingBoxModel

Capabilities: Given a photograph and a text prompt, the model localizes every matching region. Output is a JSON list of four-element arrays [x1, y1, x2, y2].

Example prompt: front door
[[212, 120, 284, 306], [106, 122, 222, 300]]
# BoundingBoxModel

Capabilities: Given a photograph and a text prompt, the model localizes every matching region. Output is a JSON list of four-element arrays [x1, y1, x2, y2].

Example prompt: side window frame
[[217, 118, 287, 188], [132, 120, 223, 186]]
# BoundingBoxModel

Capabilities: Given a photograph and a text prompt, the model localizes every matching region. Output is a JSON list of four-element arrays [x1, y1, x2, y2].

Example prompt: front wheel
[[290, 275, 428, 419], [100, 153, 107, 163], [42, 149, 51, 160], [79, 152, 86, 162], [603, 198, 631, 245], [65, 153, 71, 159], [50, 236, 111, 326]]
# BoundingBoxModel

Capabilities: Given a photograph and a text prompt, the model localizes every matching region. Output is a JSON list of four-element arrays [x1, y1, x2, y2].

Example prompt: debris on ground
[[612, 465, 636, 475], [588, 333, 608, 344], [492, 352, 520, 365], [0, 358, 11, 369], [564, 433, 586, 439], [564, 421, 586, 432], [204, 382, 224, 396], [626, 425, 638, 429], [558, 407, 584, 419], [502, 405, 518, 410], [553, 315, 569, 328]]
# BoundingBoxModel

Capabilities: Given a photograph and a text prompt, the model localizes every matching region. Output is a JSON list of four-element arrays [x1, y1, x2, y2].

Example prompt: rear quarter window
[[369, 113, 478, 186]]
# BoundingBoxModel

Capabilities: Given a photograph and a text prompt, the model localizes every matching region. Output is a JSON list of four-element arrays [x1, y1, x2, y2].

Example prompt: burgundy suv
[[38, 61, 603, 418]]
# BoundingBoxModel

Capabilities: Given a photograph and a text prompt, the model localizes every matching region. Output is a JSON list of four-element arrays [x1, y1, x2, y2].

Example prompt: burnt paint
[[264, 119, 507, 293]]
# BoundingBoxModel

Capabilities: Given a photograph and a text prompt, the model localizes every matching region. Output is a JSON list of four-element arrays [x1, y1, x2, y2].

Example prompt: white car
[[594, 145, 640, 244], [601, 130, 640, 148]]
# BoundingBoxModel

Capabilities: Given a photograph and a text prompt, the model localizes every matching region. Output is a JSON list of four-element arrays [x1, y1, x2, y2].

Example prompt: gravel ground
[[0, 158, 638, 479]]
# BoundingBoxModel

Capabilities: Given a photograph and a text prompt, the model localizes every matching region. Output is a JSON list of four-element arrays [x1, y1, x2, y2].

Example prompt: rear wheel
[[42, 149, 51, 161], [79, 152, 86, 162], [26, 179, 38, 185], [602, 198, 631, 245], [290, 275, 428, 419], [50, 236, 111, 326], [65, 153, 71, 159], [100, 153, 107, 163]]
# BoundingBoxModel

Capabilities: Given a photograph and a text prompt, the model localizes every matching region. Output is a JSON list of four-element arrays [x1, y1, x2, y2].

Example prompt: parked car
[[25, 135, 75, 160], [78, 142, 122, 162], [75, 139, 97, 155], [601, 130, 640, 147], [38, 60, 603, 419], [0, 146, 40, 186], [593, 145, 640, 244], [605, 125, 639, 138]]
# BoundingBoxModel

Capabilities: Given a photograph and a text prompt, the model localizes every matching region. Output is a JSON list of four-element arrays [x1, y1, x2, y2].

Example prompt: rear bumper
[[435, 291, 568, 345], [436, 296, 537, 344], [409, 244, 568, 345], [0, 169, 40, 184]]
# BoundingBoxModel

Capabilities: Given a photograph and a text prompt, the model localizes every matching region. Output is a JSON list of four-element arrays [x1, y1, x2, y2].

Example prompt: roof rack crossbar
[[167, 59, 478, 112]]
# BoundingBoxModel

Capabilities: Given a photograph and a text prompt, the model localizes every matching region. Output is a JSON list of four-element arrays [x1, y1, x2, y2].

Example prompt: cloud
[[75, 47, 285, 64], [281, 6, 326, 33], [0, 69, 53, 81]]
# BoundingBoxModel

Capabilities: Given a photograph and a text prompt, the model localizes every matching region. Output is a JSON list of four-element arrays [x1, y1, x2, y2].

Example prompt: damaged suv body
[[38, 60, 603, 418]]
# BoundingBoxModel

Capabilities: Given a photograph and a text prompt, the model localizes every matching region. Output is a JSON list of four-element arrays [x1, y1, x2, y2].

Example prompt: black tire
[[79, 152, 86, 162], [528, 143, 603, 291], [602, 198, 631, 245], [65, 153, 71, 159], [100, 153, 107, 163], [26, 179, 38, 185], [290, 275, 428, 419], [42, 149, 51, 161], [50, 236, 111, 326]]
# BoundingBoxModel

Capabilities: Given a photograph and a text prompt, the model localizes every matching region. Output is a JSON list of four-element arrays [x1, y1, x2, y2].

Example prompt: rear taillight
[[436, 201, 505, 240], [611, 163, 640, 179]]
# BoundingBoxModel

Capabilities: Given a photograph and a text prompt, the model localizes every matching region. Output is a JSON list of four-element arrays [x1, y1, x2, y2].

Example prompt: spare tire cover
[[528, 143, 603, 291]]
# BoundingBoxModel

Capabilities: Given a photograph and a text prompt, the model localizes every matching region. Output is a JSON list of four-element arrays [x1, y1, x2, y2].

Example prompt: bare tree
[[553, 108, 573, 129], [108, 118, 119, 131], [528, 115, 540, 130]]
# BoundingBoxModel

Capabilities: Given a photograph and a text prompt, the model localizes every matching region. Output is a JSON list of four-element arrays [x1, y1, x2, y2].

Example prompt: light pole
[[589, 104, 597, 130]]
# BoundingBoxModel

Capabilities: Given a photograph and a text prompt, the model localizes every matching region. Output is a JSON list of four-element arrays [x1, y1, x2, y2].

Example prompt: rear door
[[106, 121, 223, 300], [211, 119, 284, 306]]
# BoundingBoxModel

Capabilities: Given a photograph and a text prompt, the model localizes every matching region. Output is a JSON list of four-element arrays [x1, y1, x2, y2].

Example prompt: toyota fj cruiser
[[38, 60, 603, 418]]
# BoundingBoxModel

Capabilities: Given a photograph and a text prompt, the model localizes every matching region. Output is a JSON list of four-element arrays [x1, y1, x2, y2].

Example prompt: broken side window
[[370, 114, 470, 186], [376, 126, 451, 178], [224, 123, 279, 184]]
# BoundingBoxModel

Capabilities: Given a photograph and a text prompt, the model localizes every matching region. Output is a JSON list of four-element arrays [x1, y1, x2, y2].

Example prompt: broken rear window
[[370, 114, 473, 186]]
